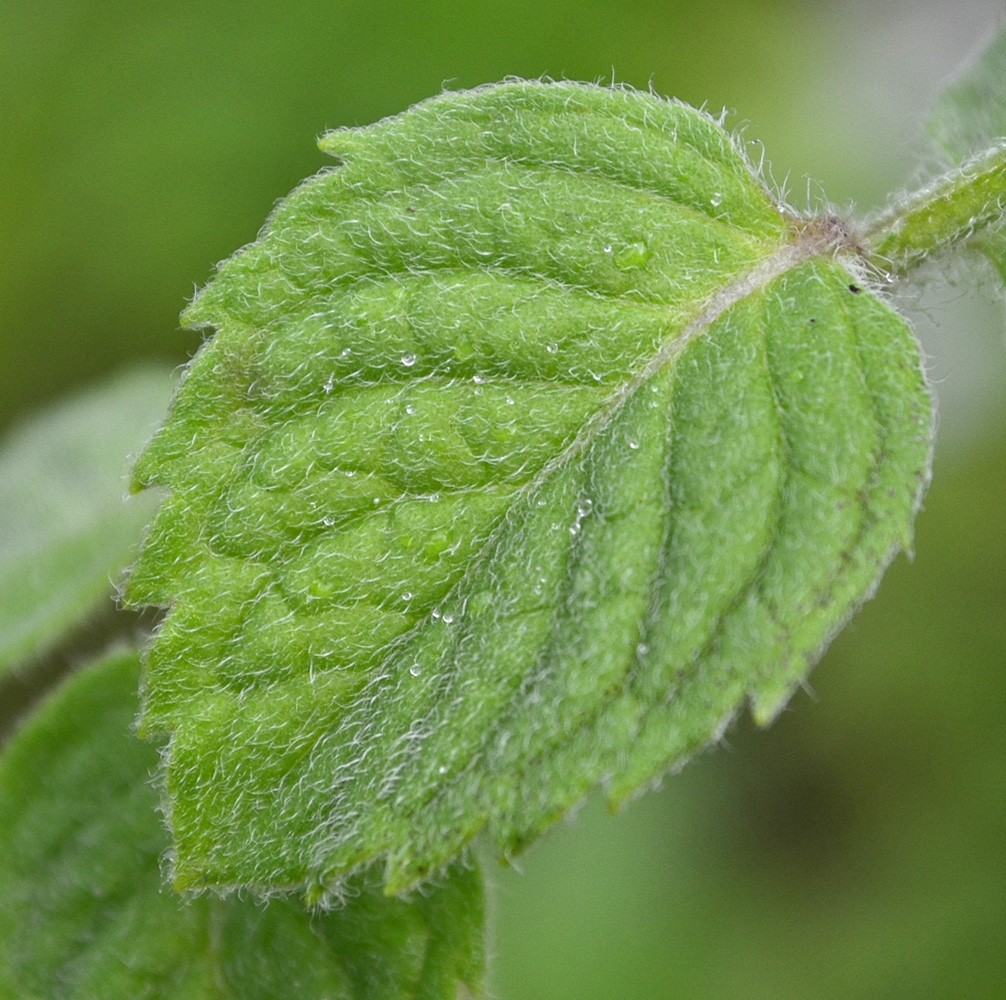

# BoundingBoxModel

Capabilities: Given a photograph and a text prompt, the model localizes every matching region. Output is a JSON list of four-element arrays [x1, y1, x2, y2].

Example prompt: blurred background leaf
[[0, 649, 486, 999], [0, 367, 172, 681], [2, 1, 1004, 997]]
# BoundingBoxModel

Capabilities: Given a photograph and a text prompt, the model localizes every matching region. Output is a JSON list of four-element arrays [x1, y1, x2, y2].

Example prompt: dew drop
[[402, 591, 413, 601], [401, 353, 417, 367], [614, 241, 650, 270], [323, 374, 335, 393], [409, 664, 422, 677], [505, 396, 515, 406], [710, 192, 723, 207], [627, 438, 640, 450], [441, 612, 454, 624], [438, 765, 448, 775], [545, 343, 558, 354], [570, 497, 593, 537], [431, 608, 442, 620], [636, 642, 650, 656], [602, 244, 613, 254], [405, 404, 416, 415], [339, 347, 352, 358]]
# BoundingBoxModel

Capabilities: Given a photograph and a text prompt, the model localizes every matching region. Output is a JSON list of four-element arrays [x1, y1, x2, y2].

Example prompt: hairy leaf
[[0, 648, 485, 999], [128, 81, 932, 893], [0, 368, 171, 678]]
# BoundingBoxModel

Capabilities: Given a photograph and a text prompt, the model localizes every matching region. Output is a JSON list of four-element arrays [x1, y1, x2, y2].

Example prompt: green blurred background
[[2, 1, 1004, 997]]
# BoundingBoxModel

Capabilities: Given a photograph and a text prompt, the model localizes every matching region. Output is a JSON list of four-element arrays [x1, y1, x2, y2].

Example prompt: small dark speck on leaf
[[848, 284, 861, 294]]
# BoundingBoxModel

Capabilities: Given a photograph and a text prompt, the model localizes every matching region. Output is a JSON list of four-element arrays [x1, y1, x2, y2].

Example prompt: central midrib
[[347, 215, 865, 850], [166, 212, 868, 888], [527, 212, 863, 509]]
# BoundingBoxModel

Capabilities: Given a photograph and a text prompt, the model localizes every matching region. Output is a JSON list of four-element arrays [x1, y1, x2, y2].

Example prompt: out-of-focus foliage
[[0, 650, 486, 999], [0, 368, 171, 678], [932, 27, 1006, 162]]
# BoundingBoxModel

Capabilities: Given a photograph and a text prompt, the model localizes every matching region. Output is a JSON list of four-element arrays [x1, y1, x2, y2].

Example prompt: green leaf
[[127, 81, 932, 893], [0, 648, 485, 999], [0, 368, 173, 678]]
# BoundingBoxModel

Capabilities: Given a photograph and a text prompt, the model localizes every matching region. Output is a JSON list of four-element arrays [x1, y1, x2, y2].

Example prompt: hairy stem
[[864, 141, 1006, 276]]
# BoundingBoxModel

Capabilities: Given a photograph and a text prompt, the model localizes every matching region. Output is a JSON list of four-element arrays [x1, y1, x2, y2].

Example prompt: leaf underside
[[0, 650, 485, 999], [128, 81, 932, 893]]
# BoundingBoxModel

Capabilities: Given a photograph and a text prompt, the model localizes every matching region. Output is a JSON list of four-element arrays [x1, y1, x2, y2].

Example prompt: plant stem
[[864, 141, 1006, 276]]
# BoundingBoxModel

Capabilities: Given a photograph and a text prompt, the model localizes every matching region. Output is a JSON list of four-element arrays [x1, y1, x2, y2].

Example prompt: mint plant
[[2, 29, 1006, 997]]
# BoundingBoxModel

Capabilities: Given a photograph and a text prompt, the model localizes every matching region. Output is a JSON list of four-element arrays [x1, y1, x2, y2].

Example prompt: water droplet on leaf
[[614, 241, 650, 269]]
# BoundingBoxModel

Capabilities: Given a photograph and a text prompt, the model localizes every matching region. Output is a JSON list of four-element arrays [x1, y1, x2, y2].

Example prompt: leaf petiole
[[864, 140, 1006, 276]]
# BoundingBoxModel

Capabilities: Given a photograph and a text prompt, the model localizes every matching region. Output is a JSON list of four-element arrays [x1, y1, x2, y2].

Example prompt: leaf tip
[[317, 129, 360, 161], [748, 686, 796, 728]]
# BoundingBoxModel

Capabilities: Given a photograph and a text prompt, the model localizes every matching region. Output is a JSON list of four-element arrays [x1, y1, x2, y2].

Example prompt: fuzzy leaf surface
[[0, 649, 485, 999], [128, 81, 932, 892], [0, 368, 171, 677]]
